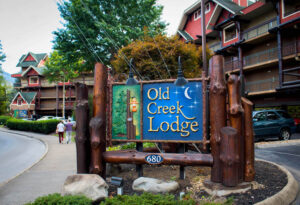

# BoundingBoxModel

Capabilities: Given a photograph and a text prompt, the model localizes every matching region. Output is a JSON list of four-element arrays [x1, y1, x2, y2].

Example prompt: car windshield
[[277, 111, 292, 119]]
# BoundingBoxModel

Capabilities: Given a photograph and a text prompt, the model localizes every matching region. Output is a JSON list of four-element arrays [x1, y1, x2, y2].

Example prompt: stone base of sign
[[203, 180, 251, 196], [62, 174, 109, 201], [132, 177, 179, 193]]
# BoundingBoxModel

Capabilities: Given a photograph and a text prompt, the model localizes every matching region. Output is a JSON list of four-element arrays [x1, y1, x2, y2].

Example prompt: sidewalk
[[0, 128, 76, 205]]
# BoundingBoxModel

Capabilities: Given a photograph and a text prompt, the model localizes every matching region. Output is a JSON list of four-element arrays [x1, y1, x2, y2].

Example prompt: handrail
[[245, 77, 278, 93], [242, 18, 277, 41]]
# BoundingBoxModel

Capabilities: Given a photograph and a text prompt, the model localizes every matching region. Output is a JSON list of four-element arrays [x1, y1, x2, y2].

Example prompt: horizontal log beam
[[103, 151, 213, 166]]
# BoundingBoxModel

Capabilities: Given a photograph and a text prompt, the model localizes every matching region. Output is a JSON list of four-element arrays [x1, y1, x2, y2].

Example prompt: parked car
[[252, 110, 296, 141], [294, 118, 300, 133], [37, 116, 56, 121]]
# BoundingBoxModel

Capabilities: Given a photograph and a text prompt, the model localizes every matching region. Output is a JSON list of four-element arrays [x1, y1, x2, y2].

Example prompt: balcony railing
[[209, 42, 222, 53], [13, 83, 22, 87], [242, 18, 277, 41], [243, 47, 278, 68], [245, 77, 278, 93], [224, 59, 240, 72], [282, 40, 300, 57]]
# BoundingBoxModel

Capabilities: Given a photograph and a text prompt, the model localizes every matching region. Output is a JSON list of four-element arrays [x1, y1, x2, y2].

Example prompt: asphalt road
[[255, 136, 300, 205], [0, 130, 46, 185]]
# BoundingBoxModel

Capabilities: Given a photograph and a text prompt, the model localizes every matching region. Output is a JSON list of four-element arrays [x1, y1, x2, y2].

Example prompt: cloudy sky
[[0, 0, 195, 74]]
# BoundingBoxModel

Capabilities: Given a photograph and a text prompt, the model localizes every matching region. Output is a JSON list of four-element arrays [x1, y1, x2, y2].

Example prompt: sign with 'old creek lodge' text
[[111, 80, 203, 142]]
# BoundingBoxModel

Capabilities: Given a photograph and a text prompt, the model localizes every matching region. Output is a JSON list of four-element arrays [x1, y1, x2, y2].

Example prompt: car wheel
[[279, 128, 291, 141]]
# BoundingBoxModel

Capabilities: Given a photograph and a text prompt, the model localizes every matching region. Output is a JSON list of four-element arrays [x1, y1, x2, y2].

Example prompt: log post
[[227, 74, 244, 182], [242, 97, 255, 182], [220, 126, 239, 187], [209, 55, 226, 183], [75, 83, 90, 173], [89, 63, 107, 178]]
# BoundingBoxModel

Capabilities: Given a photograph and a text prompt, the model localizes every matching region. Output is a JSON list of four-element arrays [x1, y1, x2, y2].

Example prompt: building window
[[282, 0, 300, 18], [205, 3, 210, 13], [29, 76, 39, 84], [194, 9, 201, 20], [223, 24, 237, 43], [17, 99, 22, 105], [194, 3, 210, 20], [247, 0, 258, 6]]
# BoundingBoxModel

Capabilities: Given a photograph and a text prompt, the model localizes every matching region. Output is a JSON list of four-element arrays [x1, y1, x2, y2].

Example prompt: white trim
[[223, 23, 238, 43], [29, 76, 39, 85], [213, 1, 236, 14], [177, 30, 194, 41], [205, 3, 211, 14], [22, 65, 40, 77], [207, 4, 221, 30], [10, 92, 28, 106], [194, 9, 201, 20], [20, 52, 38, 64], [281, 0, 300, 19]]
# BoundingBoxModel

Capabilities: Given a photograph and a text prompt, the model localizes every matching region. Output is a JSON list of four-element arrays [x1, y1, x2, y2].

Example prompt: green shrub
[[6, 119, 60, 134], [100, 192, 196, 205], [25, 193, 92, 205], [0, 116, 11, 126]]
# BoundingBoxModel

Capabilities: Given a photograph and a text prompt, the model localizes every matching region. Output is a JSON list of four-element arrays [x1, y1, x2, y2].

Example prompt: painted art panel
[[142, 81, 203, 141], [112, 85, 141, 140]]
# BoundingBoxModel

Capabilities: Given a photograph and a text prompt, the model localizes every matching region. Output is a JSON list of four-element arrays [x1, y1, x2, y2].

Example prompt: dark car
[[252, 110, 296, 140]]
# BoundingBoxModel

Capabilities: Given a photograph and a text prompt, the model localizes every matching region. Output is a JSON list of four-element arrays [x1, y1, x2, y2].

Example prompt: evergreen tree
[[0, 41, 7, 114], [53, 0, 167, 71], [113, 90, 127, 135]]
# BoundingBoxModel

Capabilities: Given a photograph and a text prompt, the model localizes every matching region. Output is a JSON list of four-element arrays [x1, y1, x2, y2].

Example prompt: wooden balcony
[[242, 18, 277, 43], [246, 78, 278, 95], [224, 39, 300, 73]]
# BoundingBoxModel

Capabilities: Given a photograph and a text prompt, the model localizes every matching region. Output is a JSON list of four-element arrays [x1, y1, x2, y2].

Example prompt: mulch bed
[[106, 161, 287, 204]]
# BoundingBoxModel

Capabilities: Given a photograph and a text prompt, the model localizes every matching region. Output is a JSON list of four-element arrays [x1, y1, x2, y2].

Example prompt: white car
[[37, 116, 55, 121]]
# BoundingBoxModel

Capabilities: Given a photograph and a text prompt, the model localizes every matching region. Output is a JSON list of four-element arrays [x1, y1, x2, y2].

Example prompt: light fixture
[[126, 58, 139, 85], [174, 56, 188, 86]]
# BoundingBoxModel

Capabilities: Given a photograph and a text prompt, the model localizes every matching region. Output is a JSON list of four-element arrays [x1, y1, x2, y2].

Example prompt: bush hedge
[[6, 119, 60, 134], [25, 193, 92, 205], [101, 192, 196, 205], [0, 116, 11, 126]]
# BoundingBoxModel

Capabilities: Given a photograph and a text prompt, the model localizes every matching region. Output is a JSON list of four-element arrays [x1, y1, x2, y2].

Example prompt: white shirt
[[57, 123, 65, 132]]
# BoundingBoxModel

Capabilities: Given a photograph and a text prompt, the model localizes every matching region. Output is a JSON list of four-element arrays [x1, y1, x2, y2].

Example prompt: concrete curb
[[255, 139, 300, 149], [0, 128, 49, 187], [255, 159, 299, 205]]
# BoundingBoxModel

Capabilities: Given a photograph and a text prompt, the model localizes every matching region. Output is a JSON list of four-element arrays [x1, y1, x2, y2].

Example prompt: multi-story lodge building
[[10, 52, 94, 118], [178, 0, 300, 117]]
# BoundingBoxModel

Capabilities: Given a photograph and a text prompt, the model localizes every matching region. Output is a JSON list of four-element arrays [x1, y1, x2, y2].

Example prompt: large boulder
[[62, 174, 108, 201], [132, 177, 179, 193]]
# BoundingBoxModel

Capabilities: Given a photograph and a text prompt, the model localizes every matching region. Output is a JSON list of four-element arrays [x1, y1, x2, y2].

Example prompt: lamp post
[[126, 58, 139, 85], [201, 0, 209, 149], [174, 56, 188, 86]]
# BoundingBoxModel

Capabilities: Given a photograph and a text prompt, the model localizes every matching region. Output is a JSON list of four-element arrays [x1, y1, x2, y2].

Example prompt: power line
[[79, 0, 167, 80], [57, 0, 105, 65]]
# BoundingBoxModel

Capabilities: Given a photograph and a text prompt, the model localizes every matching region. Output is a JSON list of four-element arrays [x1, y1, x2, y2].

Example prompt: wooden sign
[[110, 79, 203, 143]]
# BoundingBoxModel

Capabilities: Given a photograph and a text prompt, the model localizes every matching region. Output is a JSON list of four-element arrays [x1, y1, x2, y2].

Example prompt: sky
[[0, 0, 195, 74]]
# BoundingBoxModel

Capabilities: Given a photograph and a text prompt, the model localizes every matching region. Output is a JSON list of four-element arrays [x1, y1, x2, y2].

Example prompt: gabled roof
[[177, 30, 194, 41], [16, 52, 47, 67], [177, 0, 244, 31], [21, 66, 46, 77], [11, 92, 37, 104]]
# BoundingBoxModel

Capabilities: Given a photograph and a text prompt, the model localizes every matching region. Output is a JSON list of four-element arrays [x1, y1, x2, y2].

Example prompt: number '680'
[[145, 154, 163, 164]]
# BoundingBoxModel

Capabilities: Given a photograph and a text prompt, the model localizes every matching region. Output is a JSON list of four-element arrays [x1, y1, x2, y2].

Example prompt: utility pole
[[62, 76, 65, 119]]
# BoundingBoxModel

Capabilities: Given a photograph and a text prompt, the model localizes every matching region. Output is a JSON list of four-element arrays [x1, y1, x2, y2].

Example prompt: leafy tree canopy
[[44, 50, 82, 83], [111, 35, 212, 80], [0, 40, 7, 86], [53, 0, 167, 71]]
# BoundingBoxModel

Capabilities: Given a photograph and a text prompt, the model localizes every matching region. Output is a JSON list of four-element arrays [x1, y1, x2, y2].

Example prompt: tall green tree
[[44, 50, 83, 118], [0, 41, 7, 115], [53, 0, 166, 71], [44, 50, 81, 83], [0, 40, 6, 86]]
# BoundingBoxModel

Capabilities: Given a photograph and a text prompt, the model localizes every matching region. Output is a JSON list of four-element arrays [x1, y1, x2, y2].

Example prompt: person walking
[[65, 119, 73, 144], [56, 121, 65, 144]]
